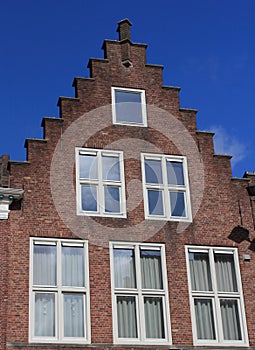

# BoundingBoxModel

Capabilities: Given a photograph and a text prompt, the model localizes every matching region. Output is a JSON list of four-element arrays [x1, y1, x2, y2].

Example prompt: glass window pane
[[62, 246, 85, 287], [167, 161, 184, 185], [117, 296, 138, 338], [64, 294, 85, 338], [33, 245, 56, 286], [102, 156, 120, 181], [144, 297, 165, 339], [34, 293, 55, 337], [145, 160, 163, 184], [220, 299, 241, 340], [115, 90, 143, 124], [79, 154, 98, 179], [194, 299, 216, 340], [148, 190, 164, 216], [114, 249, 136, 288], [140, 250, 163, 289], [104, 186, 120, 213], [214, 253, 238, 292], [81, 185, 97, 212], [189, 252, 212, 291], [170, 191, 186, 217]]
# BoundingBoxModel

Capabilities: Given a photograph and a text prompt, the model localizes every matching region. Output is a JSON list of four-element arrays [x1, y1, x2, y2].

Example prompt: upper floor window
[[186, 246, 248, 346], [76, 148, 126, 218], [110, 242, 171, 345], [112, 87, 147, 126], [29, 238, 90, 344], [141, 153, 192, 221]]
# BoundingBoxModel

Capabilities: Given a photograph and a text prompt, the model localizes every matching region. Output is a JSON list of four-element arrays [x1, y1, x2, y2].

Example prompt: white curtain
[[33, 245, 56, 286], [114, 249, 136, 288], [140, 250, 162, 289], [189, 252, 212, 291], [62, 246, 84, 287], [117, 296, 137, 338], [34, 293, 55, 336], [194, 299, 215, 340], [214, 254, 237, 292], [64, 294, 84, 337], [220, 299, 241, 340], [144, 297, 164, 338]]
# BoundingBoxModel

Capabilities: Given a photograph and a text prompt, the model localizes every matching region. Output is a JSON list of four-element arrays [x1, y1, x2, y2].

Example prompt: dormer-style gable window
[[76, 148, 126, 218], [112, 87, 147, 126], [141, 153, 192, 222]]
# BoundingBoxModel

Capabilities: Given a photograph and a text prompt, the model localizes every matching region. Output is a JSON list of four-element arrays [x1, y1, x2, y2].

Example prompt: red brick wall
[[2, 23, 255, 350]]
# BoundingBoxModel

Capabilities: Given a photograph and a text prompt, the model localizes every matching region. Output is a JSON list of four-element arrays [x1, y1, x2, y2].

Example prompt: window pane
[[117, 296, 138, 338], [148, 190, 164, 216], [167, 161, 184, 185], [145, 160, 163, 184], [64, 294, 85, 338], [170, 191, 186, 217], [35, 293, 55, 337], [79, 154, 98, 179], [102, 156, 120, 181], [104, 186, 120, 213], [220, 299, 241, 340], [33, 245, 56, 286], [115, 90, 143, 124], [144, 297, 165, 339], [214, 253, 238, 292], [81, 185, 97, 212], [114, 249, 136, 288], [194, 299, 216, 340], [189, 252, 212, 291], [140, 250, 163, 289], [62, 246, 85, 287]]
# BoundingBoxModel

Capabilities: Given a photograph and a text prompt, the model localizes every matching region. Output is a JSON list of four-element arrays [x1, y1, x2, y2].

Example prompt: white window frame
[[76, 148, 126, 218], [111, 87, 147, 127], [29, 237, 91, 344], [110, 241, 172, 345], [185, 245, 249, 347], [141, 153, 192, 222]]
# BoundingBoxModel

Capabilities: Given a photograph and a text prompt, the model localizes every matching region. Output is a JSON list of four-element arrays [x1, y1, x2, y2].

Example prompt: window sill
[[145, 215, 192, 223], [77, 211, 127, 219], [28, 339, 91, 345], [113, 121, 148, 127]]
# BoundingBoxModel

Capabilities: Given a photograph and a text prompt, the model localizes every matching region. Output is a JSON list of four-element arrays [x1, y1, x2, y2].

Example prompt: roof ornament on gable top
[[117, 19, 133, 67], [117, 18, 132, 41]]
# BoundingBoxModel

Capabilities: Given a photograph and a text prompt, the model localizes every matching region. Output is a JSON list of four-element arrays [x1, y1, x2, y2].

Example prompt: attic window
[[112, 87, 147, 126]]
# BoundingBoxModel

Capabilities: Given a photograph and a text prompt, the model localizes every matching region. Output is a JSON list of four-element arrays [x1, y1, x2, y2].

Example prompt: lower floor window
[[186, 246, 248, 346], [34, 293, 85, 338], [110, 242, 171, 344], [29, 238, 90, 344], [116, 295, 165, 339]]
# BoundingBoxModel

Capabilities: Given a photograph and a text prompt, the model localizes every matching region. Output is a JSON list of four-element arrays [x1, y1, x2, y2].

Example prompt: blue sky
[[0, 0, 254, 177]]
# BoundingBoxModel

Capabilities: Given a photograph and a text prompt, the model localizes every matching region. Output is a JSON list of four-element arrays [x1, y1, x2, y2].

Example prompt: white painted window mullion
[[98, 152, 104, 214], [57, 242, 62, 341], [136, 245, 144, 341], [162, 157, 170, 218]]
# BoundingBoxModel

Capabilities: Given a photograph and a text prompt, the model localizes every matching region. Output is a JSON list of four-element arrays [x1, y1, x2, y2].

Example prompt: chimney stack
[[117, 19, 132, 41]]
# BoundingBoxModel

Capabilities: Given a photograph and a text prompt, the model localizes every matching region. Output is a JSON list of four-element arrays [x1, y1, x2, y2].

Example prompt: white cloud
[[208, 125, 246, 167]]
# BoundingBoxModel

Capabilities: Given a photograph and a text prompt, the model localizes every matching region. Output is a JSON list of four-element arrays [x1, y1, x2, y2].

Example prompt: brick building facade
[[1, 19, 255, 350]]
